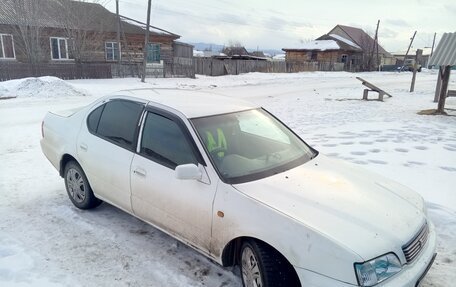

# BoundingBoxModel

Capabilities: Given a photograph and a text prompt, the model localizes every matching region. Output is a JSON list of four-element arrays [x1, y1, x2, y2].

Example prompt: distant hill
[[190, 42, 284, 56]]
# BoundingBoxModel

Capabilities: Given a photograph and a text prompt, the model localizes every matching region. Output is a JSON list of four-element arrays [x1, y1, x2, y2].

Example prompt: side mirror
[[175, 164, 202, 180]]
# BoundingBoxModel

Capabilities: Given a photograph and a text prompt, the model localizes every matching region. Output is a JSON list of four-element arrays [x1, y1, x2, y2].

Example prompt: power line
[[119, 0, 318, 36]]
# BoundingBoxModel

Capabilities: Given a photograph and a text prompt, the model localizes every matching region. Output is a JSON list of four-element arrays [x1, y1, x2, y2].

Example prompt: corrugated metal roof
[[428, 33, 456, 66]]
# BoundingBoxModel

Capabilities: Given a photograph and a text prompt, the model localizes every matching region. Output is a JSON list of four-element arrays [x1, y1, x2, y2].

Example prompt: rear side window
[[87, 105, 104, 133], [93, 100, 144, 150], [140, 112, 198, 169]]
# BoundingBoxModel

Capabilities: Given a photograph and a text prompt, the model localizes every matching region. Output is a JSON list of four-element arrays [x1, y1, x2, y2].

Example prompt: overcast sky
[[100, 0, 455, 53]]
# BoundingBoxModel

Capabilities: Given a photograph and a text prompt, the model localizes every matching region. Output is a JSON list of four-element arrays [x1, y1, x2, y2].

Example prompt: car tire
[[240, 240, 300, 287], [64, 161, 101, 209]]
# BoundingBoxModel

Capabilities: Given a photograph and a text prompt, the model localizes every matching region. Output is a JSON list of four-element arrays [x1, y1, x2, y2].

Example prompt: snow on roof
[[329, 34, 361, 49], [272, 54, 286, 61], [284, 40, 340, 51], [193, 50, 205, 57]]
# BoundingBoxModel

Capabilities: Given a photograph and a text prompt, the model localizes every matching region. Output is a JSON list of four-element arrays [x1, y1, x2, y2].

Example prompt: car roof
[[112, 88, 258, 118]]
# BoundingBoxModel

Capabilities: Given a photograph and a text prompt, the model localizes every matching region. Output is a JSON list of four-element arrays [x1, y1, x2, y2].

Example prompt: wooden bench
[[447, 90, 456, 98], [356, 77, 393, 101]]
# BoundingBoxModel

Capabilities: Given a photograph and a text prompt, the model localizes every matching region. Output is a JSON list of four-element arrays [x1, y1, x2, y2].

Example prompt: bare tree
[[358, 30, 376, 71], [56, 0, 107, 63], [227, 40, 243, 48], [5, 0, 46, 64]]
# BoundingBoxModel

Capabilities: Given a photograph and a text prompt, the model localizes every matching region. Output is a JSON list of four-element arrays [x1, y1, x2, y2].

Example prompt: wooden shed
[[283, 37, 363, 71]]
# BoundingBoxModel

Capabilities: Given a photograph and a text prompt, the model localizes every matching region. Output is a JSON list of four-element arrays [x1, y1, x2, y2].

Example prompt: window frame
[[137, 106, 206, 169], [341, 54, 348, 63], [311, 51, 318, 61], [105, 41, 120, 61], [86, 99, 145, 152], [191, 108, 318, 184], [49, 37, 71, 60], [146, 43, 161, 63], [0, 33, 16, 60]]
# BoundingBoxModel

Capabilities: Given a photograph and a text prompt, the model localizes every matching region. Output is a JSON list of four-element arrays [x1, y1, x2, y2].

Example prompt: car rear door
[[130, 108, 216, 252], [77, 99, 145, 213]]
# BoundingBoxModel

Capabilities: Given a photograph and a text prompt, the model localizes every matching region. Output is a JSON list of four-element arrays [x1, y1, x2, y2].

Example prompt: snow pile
[[0, 76, 87, 98], [0, 85, 9, 98]]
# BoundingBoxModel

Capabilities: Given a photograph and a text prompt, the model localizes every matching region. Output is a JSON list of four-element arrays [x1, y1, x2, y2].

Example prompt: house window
[[341, 54, 348, 63], [0, 34, 15, 59], [311, 51, 318, 61], [50, 37, 69, 60], [105, 42, 120, 61], [147, 43, 160, 63]]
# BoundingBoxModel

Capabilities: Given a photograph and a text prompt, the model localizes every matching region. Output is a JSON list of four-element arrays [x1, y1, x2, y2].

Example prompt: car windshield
[[191, 108, 316, 184]]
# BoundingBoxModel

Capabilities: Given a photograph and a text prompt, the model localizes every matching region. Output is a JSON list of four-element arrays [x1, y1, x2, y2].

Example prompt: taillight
[[41, 121, 44, 138]]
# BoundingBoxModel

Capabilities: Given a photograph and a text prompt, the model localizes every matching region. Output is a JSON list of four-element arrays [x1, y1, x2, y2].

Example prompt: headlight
[[355, 253, 402, 286]]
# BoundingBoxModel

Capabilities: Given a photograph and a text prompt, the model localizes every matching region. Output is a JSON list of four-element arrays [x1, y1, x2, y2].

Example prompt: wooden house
[[0, 0, 184, 69], [282, 24, 394, 71], [319, 25, 395, 66], [283, 37, 363, 71]]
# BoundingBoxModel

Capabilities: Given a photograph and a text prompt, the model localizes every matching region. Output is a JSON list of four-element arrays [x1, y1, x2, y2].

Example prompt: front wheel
[[64, 161, 101, 209], [240, 240, 300, 287]]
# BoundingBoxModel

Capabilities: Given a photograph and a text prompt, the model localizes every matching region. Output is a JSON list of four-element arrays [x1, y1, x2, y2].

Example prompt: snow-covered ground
[[0, 71, 455, 286]]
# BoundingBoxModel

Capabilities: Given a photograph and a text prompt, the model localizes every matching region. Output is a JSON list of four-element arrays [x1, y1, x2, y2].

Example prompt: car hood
[[233, 155, 426, 261]]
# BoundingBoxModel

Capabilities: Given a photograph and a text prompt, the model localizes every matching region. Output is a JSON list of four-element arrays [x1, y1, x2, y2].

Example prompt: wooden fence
[[194, 58, 286, 76], [0, 61, 195, 81], [1, 59, 347, 81], [166, 57, 196, 78], [194, 58, 349, 76], [286, 61, 345, 72], [0, 62, 112, 81]]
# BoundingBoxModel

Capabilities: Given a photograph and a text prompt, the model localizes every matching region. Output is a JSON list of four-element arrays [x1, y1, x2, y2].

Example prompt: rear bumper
[[294, 222, 437, 287]]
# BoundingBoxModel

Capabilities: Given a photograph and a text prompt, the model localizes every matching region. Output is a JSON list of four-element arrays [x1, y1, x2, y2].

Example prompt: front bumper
[[294, 222, 437, 287]]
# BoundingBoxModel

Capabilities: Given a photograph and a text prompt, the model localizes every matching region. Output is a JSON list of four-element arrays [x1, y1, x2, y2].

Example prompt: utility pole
[[141, 0, 152, 83], [116, 0, 121, 76], [437, 66, 451, 114], [400, 31, 417, 72], [430, 32, 437, 58], [374, 20, 380, 71], [434, 67, 443, 102], [367, 20, 380, 71], [410, 49, 422, 92]]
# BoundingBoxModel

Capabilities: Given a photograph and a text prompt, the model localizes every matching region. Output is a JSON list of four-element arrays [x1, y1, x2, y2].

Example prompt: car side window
[[140, 112, 198, 169], [94, 100, 144, 150], [87, 105, 104, 133]]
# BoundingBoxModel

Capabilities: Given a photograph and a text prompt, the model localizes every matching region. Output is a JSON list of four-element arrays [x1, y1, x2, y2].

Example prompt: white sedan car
[[41, 89, 436, 287]]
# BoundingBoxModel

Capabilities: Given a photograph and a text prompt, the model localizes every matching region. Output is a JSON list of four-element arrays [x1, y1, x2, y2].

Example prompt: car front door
[[130, 109, 216, 252]]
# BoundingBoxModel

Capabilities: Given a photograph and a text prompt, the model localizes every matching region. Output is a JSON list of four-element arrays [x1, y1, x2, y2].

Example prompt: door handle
[[79, 143, 88, 151], [133, 168, 146, 177]]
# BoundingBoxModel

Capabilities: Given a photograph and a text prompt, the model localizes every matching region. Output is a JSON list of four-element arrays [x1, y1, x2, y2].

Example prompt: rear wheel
[[240, 240, 300, 287], [64, 161, 101, 209]]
